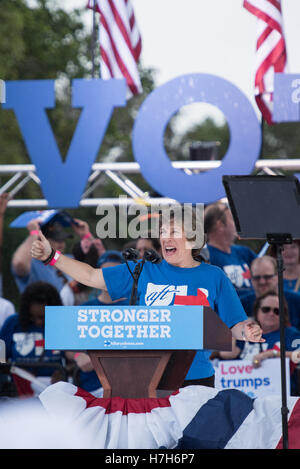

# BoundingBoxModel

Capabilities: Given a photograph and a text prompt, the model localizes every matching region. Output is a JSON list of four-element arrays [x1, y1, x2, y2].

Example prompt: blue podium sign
[[45, 305, 204, 350]]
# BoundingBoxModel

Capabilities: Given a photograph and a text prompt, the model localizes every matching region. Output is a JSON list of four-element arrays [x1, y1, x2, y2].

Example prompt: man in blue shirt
[[204, 202, 256, 297], [11, 219, 72, 295], [241, 255, 300, 331]]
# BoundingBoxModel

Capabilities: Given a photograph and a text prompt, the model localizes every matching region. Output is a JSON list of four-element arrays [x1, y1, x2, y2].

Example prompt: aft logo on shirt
[[13, 332, 44, 357], [145, 283, 209, 306], [223, 264, 251, 288]]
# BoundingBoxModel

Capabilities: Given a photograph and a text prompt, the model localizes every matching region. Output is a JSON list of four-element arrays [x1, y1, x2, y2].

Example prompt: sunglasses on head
[[252, 274, 275, 282], [260, 306, 279, 315]]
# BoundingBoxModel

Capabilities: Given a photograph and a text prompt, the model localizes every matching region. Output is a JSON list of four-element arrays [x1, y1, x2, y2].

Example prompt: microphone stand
[[122, 248, 162, 306], [130, 260, 145, 306]]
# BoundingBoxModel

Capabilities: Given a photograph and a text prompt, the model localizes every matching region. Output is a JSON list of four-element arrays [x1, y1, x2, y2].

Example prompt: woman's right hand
[[31, 230, 52, 261]]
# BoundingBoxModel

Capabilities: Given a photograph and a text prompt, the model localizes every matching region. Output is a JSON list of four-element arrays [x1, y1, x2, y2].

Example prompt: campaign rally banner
[[45, 305, 205, 351], [214, 359, 290, 399]]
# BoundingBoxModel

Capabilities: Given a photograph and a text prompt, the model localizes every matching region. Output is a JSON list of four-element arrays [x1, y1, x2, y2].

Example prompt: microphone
[[122, 248, 139, 263], [143, 248, 162, 264]]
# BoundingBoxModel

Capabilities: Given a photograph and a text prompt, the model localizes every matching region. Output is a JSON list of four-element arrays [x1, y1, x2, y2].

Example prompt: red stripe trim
[[100, 15, 139, 94], [276, 398, 300, 449], [133, 37, 142, 61], [87, 0, 101, 14], [107, 0, 136, 57], [12, 374, 34, 397], [75, 387, 179, 415], [255, 39, 286, 91], [129, 13, 135, 30], [267, 0, 282, 12], [100, 46, 114, 76], [244, 2, 283, 34], [244, 0, 282, 12], [255, 95, 273, 124], [257, 25, 272, 49]]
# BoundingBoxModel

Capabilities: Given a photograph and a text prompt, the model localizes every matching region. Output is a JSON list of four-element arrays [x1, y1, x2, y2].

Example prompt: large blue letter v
[[3, 79, 126, 207]]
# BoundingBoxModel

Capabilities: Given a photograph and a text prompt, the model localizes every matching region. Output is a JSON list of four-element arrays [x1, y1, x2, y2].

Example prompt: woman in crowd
[[31, 207, 264, 388], [0, 281, 66, 395], [219, 290, 300, 395]]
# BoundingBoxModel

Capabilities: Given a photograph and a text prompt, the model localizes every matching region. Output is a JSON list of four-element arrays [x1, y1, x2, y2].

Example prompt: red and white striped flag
[[243, 0, 288, 124], [88, 0, 142, 97]]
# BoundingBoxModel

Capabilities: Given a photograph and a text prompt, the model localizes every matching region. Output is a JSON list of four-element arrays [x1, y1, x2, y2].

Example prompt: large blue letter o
[[132, 74, 261, 203]]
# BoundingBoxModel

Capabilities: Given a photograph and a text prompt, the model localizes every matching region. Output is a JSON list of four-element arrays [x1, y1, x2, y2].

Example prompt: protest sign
[[214, 359, 290, 398]]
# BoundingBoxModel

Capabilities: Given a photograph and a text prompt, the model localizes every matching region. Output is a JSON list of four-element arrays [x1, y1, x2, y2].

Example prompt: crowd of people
[[1, 198, 300, 398]]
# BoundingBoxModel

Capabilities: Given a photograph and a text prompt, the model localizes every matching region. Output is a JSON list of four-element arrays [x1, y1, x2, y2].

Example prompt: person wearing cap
[[11, 217, 93, 298], [82, 250, 129, 307], [11, 218, 71, 295]]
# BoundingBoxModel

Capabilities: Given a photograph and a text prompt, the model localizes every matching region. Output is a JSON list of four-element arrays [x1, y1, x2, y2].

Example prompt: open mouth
[[164, 246, 177, 255]]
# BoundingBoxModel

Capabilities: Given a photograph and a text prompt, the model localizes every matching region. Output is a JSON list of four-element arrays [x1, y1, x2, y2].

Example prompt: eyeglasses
[[251, 274, 276, 282], [260, 306, 279, 315]]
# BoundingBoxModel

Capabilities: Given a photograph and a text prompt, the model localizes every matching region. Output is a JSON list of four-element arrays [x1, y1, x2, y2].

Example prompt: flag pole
[[260, 116, 264, 158], [91, 0, 98, 78]]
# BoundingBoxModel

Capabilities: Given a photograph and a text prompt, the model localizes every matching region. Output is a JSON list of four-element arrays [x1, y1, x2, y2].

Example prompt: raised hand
[[72, 218, 91, 239], [31, 230, 52, 261], [27, 218, 40, 234], [0, 192, 10, 216]]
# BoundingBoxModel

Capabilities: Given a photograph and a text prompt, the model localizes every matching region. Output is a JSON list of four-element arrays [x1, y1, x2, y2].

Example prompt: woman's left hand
[[243, 320, 265, 343]]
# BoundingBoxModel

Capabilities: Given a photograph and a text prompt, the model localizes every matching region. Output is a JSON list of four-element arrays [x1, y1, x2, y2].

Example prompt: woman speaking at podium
[[31, 207, 264, 388]]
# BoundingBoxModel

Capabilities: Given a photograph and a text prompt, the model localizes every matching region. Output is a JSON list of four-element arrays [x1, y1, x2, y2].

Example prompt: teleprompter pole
[[276, 243, 289, 449], [267, 234, 291, 450]]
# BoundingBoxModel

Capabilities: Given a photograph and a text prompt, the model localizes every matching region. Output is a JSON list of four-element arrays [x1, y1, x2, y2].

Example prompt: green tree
[[261, 121, 300, 162], [0, 0, 156, 305]]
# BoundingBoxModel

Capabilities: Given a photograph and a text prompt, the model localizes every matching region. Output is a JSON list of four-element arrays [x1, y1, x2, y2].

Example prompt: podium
[[45, 305, 232, 399]]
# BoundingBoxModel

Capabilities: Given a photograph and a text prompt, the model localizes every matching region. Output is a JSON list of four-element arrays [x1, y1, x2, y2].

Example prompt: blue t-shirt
[[0, 314, 63, 376], [240, 290, 300, 331], [207, 244, 256, 297], [11, 258, 66, 294], [102, 260, 247, 380], [283, 278, 299, 292]]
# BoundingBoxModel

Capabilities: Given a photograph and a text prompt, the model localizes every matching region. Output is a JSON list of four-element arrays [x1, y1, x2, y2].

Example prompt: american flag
[[88, 0, 143, 97], [243, 0, 288, 124]]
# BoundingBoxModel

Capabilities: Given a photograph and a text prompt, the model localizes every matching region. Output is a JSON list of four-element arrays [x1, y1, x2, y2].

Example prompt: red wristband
[[30, 230, 39, 236], [74, 352, 81, 359], [49, 250, 61, 266]]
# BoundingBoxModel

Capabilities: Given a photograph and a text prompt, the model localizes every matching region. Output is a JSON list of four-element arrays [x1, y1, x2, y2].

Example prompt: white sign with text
[[214, 359, 290, 399]]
